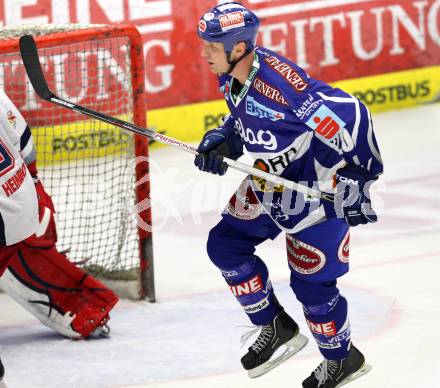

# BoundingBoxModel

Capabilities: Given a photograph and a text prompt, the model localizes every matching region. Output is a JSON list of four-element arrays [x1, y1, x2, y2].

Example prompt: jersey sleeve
[[276, 75, 383, 177], [309, 86, 383, 177], [0, 90, 36, 167]]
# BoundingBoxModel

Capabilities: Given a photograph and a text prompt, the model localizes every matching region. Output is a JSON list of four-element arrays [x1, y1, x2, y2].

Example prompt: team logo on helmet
[[198, 20, 207, 32], [219, 11, 245, 31], [197, 3, 260, 54]]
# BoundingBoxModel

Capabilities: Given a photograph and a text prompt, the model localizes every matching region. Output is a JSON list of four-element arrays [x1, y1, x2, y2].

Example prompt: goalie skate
[[241, 311, 309, 378]]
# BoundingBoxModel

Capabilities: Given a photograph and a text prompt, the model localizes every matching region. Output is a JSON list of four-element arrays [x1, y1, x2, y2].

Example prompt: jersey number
[[0, 139, 15, 177]]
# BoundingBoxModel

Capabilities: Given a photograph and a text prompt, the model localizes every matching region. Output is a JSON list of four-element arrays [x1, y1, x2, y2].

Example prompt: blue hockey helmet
[[197, 2, 260, 54]]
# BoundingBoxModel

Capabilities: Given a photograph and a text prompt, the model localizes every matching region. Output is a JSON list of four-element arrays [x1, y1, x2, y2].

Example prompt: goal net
[[0, 24, 154, 301]]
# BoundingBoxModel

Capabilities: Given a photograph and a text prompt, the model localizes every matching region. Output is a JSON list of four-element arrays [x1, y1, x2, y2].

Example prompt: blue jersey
[[219, 47, 383, 233]]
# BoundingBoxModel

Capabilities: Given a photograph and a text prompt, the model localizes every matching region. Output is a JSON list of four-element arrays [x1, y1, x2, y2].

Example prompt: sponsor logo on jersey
[[230, 275, 263, 296], [245, 96, 285, 122], [253, 77, 288, 106], [226, 180, 262, 220], [305, 105, 355, 153], [198, 20, 207, 32], [255, 146, 298, 176], [293, 94, 323, 120], [6, 110, 17, 128], [338, 230, 350, 263], [286, 234, 326, 274], [265, 56, 308, 92], [243, 295, 270, 314], [306, 105, 345, 140], [236, 117, 277, 151], [219, 11, 245, 31], [306, 319, 337, 337], [251, 160, 284, 193], [2, 163, 27, 197]]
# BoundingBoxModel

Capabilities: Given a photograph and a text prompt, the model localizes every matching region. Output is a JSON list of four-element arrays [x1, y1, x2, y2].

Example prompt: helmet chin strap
[[226, 48, 252, 75]]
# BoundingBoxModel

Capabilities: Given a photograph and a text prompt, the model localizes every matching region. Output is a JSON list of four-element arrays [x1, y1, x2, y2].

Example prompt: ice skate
[[302, 345, 372, 388], [241, 310, 308, 378]]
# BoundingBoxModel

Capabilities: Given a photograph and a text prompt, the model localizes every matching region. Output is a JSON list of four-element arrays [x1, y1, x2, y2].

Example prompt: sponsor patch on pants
[[286, 235, 326, 275]]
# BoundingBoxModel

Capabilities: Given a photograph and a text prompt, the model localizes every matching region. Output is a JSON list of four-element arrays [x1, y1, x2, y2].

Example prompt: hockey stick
[[19, 34, 334, 203]]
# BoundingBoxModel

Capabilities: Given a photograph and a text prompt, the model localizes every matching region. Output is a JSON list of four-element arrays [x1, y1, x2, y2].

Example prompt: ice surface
[[1, 103, 439, 387]]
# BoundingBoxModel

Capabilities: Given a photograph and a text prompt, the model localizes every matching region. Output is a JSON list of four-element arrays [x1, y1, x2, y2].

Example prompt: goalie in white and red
[[0, 90, 118, 381]]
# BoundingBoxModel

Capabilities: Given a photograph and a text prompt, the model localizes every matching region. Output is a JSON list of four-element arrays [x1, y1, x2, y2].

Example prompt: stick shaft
[[19, 34, 334, 203]]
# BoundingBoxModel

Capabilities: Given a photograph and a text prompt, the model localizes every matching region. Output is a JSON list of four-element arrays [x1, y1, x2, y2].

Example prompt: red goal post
[[0, 24, 154, 301]]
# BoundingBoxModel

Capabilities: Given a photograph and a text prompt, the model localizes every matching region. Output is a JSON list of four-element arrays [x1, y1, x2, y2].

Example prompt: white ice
[[1, 103, 439, 388]]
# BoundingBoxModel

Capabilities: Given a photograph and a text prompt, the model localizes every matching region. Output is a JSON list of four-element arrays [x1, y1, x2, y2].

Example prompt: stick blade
[[19, 35, 53, 101]]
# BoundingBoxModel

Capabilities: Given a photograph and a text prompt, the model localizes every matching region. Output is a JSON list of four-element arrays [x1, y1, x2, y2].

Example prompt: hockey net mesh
[[0, 25, 147, 296]]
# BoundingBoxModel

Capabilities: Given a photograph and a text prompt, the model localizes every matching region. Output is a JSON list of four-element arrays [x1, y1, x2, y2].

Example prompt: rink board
[[148, 64, 440, 147], [34, 64, 440, 164]]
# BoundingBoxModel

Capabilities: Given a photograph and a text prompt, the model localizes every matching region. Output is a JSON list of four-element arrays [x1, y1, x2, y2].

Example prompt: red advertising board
[[0, 0, 439, 111]]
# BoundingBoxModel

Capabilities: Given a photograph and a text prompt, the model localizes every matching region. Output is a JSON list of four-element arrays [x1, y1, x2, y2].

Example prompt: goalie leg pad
[[0, 242, 119, 339]]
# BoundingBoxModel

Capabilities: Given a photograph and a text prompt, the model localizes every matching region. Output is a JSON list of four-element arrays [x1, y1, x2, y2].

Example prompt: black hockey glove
[[335, 164, 378, 226], [194, 126, 243, 176]]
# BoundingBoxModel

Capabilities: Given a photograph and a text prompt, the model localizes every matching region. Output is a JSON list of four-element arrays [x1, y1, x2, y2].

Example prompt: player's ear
[[232, 41, 247, 57]]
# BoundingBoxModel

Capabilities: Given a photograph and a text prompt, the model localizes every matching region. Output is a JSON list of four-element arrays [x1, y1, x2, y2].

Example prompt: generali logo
[[265, 56, 308, 92]]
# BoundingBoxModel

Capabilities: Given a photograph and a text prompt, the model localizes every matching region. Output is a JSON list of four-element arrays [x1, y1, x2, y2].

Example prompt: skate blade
[[248, 333, 309, 379], [336, 363, 372, 387]]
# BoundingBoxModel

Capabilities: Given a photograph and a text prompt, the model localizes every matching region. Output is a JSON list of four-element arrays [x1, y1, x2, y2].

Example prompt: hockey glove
[[335, 164, 378, 227], [194, 126, 243, 176]]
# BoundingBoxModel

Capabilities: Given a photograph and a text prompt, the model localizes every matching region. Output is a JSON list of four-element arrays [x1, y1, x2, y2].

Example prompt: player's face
[[200, 41, 229, 74]]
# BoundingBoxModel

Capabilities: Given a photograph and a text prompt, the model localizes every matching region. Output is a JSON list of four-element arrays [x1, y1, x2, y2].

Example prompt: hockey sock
[[221, 255, 282, 326], [304, 293, 351, 360], [290, 277, 351, 360]]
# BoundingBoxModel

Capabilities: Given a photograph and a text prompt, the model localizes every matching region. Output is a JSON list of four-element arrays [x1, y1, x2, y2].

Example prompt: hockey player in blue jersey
[[194, 2, 383, 388]]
